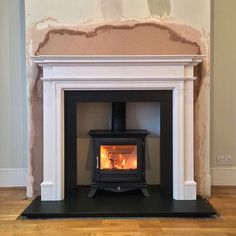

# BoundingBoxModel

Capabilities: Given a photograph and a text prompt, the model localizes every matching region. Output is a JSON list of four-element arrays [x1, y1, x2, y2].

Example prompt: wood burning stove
[[88, 102, 150, 197]]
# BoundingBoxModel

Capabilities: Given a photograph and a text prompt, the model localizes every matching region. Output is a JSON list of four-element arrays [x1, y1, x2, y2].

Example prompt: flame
[[100, 145, 137, 170]]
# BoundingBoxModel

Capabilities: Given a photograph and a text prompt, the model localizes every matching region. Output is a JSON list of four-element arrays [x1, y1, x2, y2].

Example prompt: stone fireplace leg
[[183, 80, 197, 199], [172, 80, 197, 200], [41, 81, 64, 201]]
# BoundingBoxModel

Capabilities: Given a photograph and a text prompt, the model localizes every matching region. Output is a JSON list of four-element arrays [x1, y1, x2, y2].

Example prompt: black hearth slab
[[21, 186, 216, 219]]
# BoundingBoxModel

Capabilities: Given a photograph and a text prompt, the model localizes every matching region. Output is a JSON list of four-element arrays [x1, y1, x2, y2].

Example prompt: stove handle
[[96, 156, 99, 169]]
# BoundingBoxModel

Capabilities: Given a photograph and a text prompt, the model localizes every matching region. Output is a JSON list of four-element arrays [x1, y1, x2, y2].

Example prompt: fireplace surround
[[33, 55, 204, 201]]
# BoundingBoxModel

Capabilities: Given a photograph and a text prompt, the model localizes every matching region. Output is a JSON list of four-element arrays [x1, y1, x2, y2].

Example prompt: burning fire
[[100, 145, 137, 170]]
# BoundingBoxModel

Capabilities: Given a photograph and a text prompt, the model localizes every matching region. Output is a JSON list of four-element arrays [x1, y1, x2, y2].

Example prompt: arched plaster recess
[[27, 21, 210, 197]]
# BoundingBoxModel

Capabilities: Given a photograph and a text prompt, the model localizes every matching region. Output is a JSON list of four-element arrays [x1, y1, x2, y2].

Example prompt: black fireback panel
[[64, 90, 173, 199]]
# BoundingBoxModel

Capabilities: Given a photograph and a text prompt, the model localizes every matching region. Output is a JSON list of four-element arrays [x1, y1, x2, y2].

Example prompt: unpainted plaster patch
[[36, 17, 59, 30], [35, 23, 201, 55], [27, 66, 43, 196]]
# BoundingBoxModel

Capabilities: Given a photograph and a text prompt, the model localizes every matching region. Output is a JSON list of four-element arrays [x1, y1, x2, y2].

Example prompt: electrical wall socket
[[216, 155, 232, 166]]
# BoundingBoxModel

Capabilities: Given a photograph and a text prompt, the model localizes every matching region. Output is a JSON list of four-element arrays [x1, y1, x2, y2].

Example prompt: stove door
[[92, 138, 145, 183]]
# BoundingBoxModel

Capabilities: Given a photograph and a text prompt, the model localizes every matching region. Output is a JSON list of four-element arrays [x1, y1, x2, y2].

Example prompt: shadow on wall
[[100, 0, 122, 20], [100, 0, 171, 19], [147, 0, 171, 17]]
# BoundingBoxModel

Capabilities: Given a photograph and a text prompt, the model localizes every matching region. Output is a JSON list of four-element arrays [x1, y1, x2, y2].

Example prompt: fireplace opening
[[64, 90, 173, 199]]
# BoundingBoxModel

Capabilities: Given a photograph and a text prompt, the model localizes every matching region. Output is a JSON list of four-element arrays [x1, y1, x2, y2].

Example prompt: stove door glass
[[100, 145, 137, 170]]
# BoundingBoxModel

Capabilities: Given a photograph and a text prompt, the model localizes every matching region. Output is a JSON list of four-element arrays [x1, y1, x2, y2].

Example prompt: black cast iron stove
[[88, 102, 149, 197]]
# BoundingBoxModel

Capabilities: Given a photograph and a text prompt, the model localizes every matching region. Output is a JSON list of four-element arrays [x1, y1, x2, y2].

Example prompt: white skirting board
[[211, 167, 236, 186], [0, 168, 27, 187]]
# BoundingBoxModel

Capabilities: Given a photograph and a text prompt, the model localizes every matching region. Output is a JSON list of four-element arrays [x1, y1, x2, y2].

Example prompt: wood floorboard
[[0, 186, 236, 235]]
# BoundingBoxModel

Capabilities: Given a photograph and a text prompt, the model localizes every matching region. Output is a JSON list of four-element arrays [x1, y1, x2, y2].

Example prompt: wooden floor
[[0, 187, 236, 236]]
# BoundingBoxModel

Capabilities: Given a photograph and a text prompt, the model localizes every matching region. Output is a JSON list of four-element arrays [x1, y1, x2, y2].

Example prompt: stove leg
[[140, 187, 150, 197], [88, 186, 97, 198]]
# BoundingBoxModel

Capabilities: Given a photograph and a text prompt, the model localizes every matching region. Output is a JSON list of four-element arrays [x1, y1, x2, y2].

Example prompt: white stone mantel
[[32, 55, 204, 201]]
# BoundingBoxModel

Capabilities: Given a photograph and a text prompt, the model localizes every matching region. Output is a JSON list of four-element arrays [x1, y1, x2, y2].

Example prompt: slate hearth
[[21, 185, 216, 218]]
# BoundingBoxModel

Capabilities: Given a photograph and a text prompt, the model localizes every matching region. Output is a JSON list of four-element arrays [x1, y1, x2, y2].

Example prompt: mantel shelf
[[32, 54, 205, 66]]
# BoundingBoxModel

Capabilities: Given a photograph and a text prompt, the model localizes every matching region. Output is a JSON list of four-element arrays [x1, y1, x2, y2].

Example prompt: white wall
[[0, 0, 27, 186], [211, 0, 236, 185]]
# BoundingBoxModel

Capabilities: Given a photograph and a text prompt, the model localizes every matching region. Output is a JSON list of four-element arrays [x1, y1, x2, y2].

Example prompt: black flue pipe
[[111, 102, 126, 131]]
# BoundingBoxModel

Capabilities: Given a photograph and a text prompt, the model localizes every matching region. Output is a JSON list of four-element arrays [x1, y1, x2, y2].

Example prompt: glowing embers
[[100, 145, 137, 170]]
